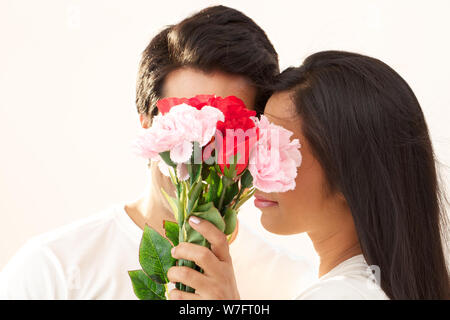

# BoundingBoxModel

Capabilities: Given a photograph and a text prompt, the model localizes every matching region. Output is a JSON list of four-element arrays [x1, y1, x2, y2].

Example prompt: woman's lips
[[254, 193, 279, 208]]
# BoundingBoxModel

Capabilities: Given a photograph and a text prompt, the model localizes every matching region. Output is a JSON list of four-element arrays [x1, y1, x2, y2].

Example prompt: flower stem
[[218, 190, 226, 212], [218, 176, 231, 212], [232, 187, 244, 209]]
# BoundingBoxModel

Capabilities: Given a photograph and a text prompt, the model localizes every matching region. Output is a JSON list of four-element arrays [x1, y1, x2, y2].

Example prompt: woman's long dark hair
[[274, 51, 449, 299]]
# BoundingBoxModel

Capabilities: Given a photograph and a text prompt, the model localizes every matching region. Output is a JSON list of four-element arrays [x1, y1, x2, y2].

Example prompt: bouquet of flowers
[[128, 95, 302, 299]]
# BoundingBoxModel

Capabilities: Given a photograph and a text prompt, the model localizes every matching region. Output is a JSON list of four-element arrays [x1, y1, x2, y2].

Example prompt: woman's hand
[[167, 216, 240, 300]]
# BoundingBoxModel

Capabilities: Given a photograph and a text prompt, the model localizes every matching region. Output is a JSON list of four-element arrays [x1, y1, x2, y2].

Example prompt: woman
[[167, 51, 450, 299]]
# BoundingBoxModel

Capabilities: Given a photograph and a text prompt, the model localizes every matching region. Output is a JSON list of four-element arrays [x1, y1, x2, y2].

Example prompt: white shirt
[[295, 254, 389, 300], [0, 202, 315, 299]]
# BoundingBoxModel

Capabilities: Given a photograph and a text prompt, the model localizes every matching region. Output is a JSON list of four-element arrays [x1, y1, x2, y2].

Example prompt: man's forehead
[[162, 67, 257, 110]]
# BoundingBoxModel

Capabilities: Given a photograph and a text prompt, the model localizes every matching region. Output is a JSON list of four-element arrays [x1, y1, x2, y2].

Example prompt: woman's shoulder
[[294, 275, 389, 300]]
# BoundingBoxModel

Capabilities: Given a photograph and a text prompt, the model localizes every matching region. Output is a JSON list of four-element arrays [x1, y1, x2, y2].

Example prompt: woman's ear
[[139, 113, 150, 129]]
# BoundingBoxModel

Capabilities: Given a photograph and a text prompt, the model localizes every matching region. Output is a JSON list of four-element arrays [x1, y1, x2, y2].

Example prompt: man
[[0, 5, 313, 299]]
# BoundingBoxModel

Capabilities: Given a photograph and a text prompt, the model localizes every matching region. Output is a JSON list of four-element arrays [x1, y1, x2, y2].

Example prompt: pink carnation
[[248, 116, 302, 193], [132, 103, 224, 164]]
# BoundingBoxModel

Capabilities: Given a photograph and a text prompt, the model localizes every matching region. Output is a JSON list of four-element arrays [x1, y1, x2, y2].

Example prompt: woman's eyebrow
[[263, 111, 300, 122]]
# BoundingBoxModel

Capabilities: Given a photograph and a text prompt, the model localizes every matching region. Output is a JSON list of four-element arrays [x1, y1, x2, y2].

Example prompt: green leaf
[[188, 163, 202, 186], [222, 162, 229, 177], [195, 201, 214, 213], [185, 202, 226, 244], [188, 142, 202, 185], [222, 175, 234, 188], [175, 183, 182, 198], [201, 164, 211, 181], [167, 166, 178, 186], [223, 207, 237, 235], [218, 175, 233, 212], [223, 181, 239, 208], [182, 221, 206, 246], [240, 169, 253, 189], [139, 225, 176, 284], [187, 180, 203, 214], [214, 163, 222, 175], [192, 203, 226, 232], [164, 220, 179, 247], [128, 269, 166, 300], [205, 167, 221, 207], [159, 151, 176, 167], [161, 188, 179, 222], [223, 153, 240, 179]]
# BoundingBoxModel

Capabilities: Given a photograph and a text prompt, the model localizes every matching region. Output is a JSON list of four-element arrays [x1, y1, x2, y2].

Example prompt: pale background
[[1, 0, 449, 271]]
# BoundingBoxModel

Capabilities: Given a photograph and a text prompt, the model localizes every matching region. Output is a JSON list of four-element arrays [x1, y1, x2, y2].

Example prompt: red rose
[[210, 96, 256, 134], [210, 96, 257, 175]]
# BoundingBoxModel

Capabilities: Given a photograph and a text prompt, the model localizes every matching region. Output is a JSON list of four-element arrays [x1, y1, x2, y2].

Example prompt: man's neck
[[124, 190, 176, 237]]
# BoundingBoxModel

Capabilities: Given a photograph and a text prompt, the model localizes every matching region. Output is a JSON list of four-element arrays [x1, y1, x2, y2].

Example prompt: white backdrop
[[1, 0, 449, 270]]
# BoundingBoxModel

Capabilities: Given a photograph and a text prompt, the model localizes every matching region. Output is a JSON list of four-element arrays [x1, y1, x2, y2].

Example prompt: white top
[[0, 203, 315, 300], [295, 254, 389, 300]]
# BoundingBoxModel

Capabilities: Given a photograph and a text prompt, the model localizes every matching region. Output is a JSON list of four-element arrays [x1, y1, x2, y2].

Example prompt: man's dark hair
[[136, 5, 279, 119]]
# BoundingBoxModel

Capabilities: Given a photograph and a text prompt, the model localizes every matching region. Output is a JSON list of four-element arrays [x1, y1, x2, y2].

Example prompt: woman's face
[[140, 67, 257, 200], [255, 91, 349, 235]]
